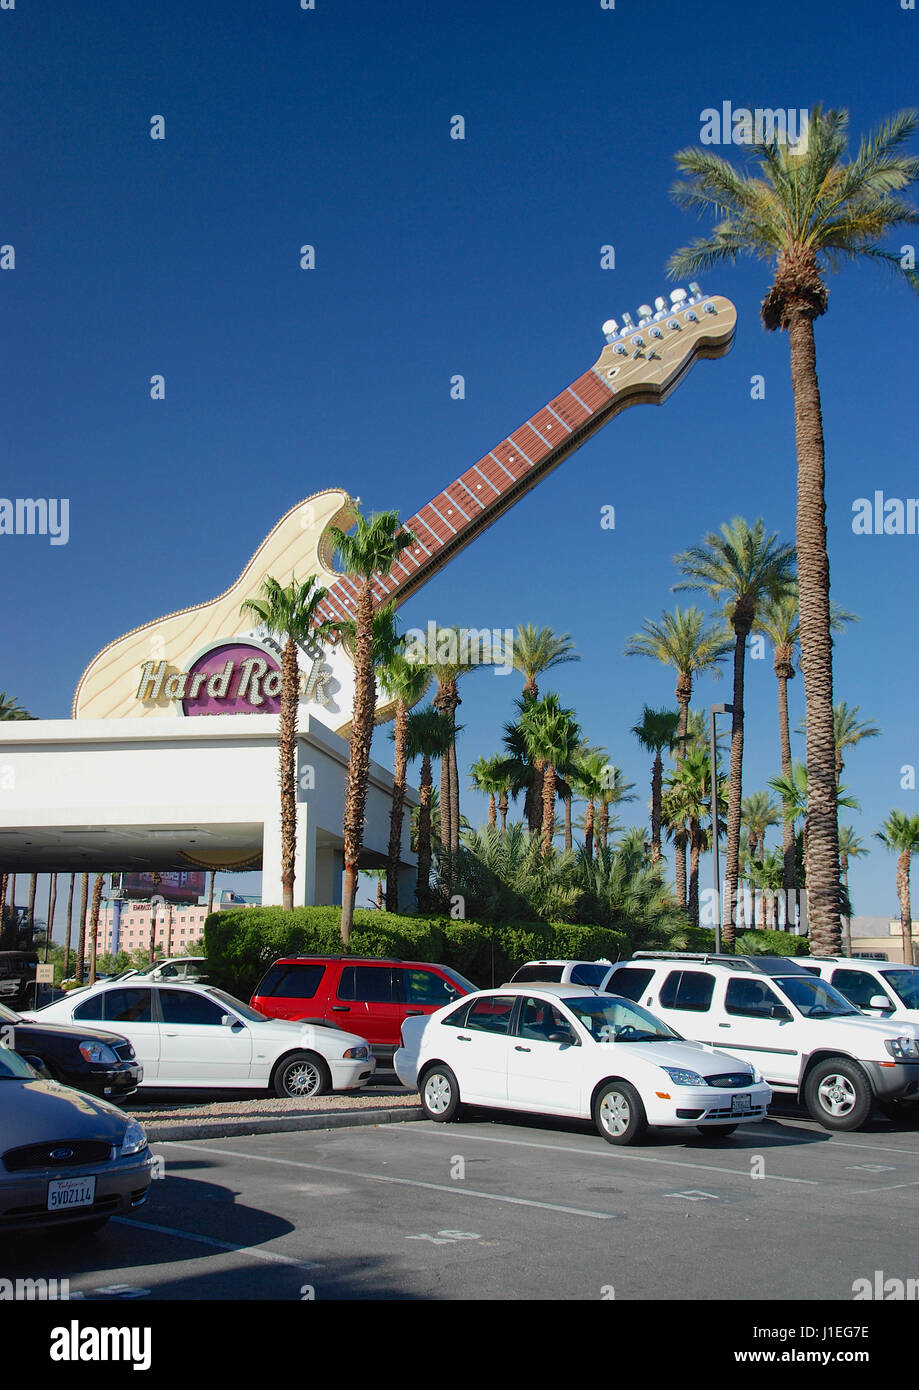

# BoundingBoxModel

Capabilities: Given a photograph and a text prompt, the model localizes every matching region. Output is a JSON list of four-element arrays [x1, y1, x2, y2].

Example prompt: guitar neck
[[313, 291, 736, 624]]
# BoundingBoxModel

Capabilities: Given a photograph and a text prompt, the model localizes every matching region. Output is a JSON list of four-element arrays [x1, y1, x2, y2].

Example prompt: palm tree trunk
[[499, 790, 508, 837], [415, 754, 433, 912], [598, 801, 609, 852], [279, 636, 300, 912], [584, 799, 595, 861], [788, 310, 842, 952], [528, 767, 544, 835], [75, 872, 89, 984], [63, 873, 75, 978], [897, 849, 915, 967], [777, 670, 798, 917], [723, 622, 749, 949], [45, 873, 57, 962], [841, 853, 852, 956], [340, 581, 376, 944], [563, 794, 572, 850], [650, 751, 663, 863], [688, 823, 701, 927], [27, 873, 37, 942], [207, 870, 215, 916], [386, 701, 409, 912], [487, 793, 496, 828], [449, 732, 461, 856], [673, 829, 688, 909], [376, 876, 384, 910], [541, 763, 555, 856], [88, 873, 103, 985]]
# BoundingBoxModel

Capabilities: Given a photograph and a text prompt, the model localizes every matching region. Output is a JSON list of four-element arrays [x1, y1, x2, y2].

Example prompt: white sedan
[[24, 980, 375, 1098], [395, 984, 771, 1144]]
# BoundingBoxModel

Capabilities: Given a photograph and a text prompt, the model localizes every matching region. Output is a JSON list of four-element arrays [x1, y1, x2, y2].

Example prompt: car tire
[[272, 1051, 331, 1099], [699, 1124, 738, 1137], [593, 1080, 648, 1146], [803, 1057, 873, 1131], [419, 1063, 462, 1122]]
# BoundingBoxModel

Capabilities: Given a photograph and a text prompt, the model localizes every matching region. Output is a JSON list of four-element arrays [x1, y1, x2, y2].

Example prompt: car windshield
[[773, 975, 860, 1018], [881, 970, 919, 1010], [438, 966, 478, 994], [0, 1046, 38, 1079], [565, 995, 679, 1043], [201, 987, 267, 1022]]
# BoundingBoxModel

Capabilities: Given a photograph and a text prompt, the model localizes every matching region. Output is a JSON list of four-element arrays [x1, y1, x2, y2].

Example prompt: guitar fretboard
[[312, 365, 616, 625]]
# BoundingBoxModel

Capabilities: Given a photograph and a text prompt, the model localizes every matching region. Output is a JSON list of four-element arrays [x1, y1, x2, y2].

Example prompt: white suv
[[509, 959, 616, 988], [604, 952, 919, 1131], [801, 957, 919, 1029]]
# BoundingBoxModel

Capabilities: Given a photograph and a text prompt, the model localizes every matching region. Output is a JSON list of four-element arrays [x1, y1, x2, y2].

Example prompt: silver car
[[0, 1046, 153, 1235]]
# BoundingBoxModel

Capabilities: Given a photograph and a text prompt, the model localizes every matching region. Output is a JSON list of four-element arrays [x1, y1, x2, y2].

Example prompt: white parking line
[[112, 1216, 322, 1268], [855, 1180, 919, 1195], [161, 1141, 616, 1219], [383, 1125, 821, 1184]]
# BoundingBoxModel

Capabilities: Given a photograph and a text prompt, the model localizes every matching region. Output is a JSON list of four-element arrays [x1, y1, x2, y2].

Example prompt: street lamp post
[[710, 703, 734, 953]]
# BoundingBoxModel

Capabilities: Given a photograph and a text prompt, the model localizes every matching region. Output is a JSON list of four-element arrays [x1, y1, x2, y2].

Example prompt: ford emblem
[[50, 1147, 74, 1160]]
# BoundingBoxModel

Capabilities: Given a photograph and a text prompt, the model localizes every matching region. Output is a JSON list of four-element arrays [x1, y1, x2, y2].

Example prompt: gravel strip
[[123, 1086, 425, 1141]]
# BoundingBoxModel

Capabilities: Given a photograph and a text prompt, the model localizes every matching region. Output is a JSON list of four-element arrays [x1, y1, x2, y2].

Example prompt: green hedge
[[204, 907, 628, 1000], [671, 926, 810, 957]]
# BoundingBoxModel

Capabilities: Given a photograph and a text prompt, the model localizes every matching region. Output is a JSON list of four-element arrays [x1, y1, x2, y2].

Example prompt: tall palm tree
[[63, 872, 75, 979], [838, 825, 867, 957], [631, 707, 681, 864], [769, 762, 858, 930], [75, 872, 89, 984], [663, 745, 723, 927], [518, 694, 581, 856], [241, 574, 336, 912], [747, 849, 785, 929], [405, 706, 453, 912], [570, 750, 608, 862], [328, 511, 413, 942], [469, 755, 506, 829], [742, 791, 781, 929], [675, 517, 795, 947], [379, 652, 429, 913], [625, 607, 732, 759], [87, 872, 104, 985], [511, 625, 580, 700], [832, 702, 880, 786], [596, 765, 637, 851], [876, 812, 919, 967], [669, 105, 919, 954], [0, 692, 33, 720], [496, 704, 543, 834]]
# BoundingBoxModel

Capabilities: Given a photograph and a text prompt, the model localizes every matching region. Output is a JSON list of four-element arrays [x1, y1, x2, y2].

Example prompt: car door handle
[[514, 1046, 531, 1052], [718, 1023, 731, 1028], [405, 1009, 423, 1016], [457, 1035, 471, 1042], [165, 1032, 178, 1037], [331, 1006, 350, 1012]]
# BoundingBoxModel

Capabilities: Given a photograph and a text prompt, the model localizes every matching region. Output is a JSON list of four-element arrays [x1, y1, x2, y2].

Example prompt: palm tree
[[427, 628, 482, 887], [405, 708, 453, 912], [769, 763, 859, 932], [75, 871, 89, 984], [512, 625, 580, 700], [0, 692, 33, 720], [87, 873, 104, 985], [631, 707, 681, 864], [838, 825, 867, 957], [570, 750, 608, 862], [597, 765, 637, 851], [470, 755, 506, 829], [518, 695, 581, 856], [674, 517, 796, 947], [876, 812, 919, 967], [62, 872, 75, 978], [669, 105, 919, 954], [742, 791, 781, 928], [496, 705, 543, 835], [663, 745, 724, 927], [832, 702, 880, 786], [625, 607, 732, 759], [328, 511, 414, 943], [241, 574, 336, 912], [379, 652, 429, 913], [748, 849, 786, 929]]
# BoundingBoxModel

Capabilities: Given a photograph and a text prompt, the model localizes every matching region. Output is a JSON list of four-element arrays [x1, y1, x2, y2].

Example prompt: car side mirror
[[869, 995, 893, 1011], [220, 1014, 234, 1026], [548, 1030, 578, 1046], [770, 1004, 793, 1021]]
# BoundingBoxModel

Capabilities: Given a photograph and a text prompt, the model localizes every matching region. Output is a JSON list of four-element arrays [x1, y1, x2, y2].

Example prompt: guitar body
[[73, 289, 737, 735]]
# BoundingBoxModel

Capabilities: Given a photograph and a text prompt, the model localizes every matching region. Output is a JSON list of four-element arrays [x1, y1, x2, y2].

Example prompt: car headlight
[[749, 1067, 763, 1084], [343, 1045, 370, 1060], [120, 1119, 148, 1157], [884, 1036, 919, 1060], [661, 1067, 707, 1087], [79, 1041, 120, 1065]]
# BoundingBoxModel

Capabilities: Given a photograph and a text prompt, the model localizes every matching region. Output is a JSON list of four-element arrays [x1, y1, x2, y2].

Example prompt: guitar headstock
[[593, 284, 736, 403]]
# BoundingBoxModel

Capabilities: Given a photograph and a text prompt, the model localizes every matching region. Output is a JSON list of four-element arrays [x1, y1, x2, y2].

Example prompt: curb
[[145, 1105, 426, 1143]]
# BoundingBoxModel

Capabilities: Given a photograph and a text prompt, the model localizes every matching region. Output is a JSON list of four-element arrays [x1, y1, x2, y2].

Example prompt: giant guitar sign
[[73, 286, 737, 735]]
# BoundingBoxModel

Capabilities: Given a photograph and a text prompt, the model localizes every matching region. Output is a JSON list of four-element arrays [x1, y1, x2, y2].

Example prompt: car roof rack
[[630, 951, 808, 975]]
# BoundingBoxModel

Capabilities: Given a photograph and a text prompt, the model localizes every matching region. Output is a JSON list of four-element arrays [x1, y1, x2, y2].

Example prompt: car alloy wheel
[[803, 1056, 872, 1131], [273, 1051, 331, 1099], [593, 1080, 647, 1146], [420, 1064, 461, 1122], [816, 1073, 857, 1118]]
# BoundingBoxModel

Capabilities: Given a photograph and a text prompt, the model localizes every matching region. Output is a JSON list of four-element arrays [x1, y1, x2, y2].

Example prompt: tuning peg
[[669, 288, 687, 305], [621, 312, 634, 330], [601, 318, 619, 342], [654, 296, 667, 312], [637, 304, 654, 322], [688, 282, 702, 300]]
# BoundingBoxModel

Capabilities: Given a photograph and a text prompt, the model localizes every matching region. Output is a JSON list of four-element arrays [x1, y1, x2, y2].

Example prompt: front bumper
[[329, 1056, 376, 1091], [74, 1062, 143, 1098], [644, 1081, 772, 1128], [0, 1150, 154, 1232], [863, 1059, 919, 1100]]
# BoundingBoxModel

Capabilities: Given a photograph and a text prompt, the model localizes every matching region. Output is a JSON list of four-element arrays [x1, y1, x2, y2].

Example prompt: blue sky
[[3, 0, 918, 922]]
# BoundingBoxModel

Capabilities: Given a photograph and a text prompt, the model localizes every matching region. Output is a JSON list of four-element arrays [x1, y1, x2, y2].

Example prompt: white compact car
[[395, 983, 771, 1145], [605, 952, 919, 1130], [24, 980, 375, 1098]]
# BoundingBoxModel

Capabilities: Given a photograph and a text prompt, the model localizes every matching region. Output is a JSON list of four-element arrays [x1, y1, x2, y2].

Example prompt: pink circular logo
[[182, 642, 283, 717]]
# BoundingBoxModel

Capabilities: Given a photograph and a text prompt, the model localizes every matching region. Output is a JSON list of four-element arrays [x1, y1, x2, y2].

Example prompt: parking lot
[[9, 1100, 919, 1302]]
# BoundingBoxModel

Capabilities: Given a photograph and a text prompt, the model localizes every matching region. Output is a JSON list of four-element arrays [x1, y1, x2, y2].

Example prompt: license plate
[[731, 1093, 752, 1115], [47, 1176, 96, 1212]]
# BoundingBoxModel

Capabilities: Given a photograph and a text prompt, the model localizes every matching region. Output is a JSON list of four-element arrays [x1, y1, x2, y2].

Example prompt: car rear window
[[103, 988, 154, 1024], [659, 970, 715, 1012], [512, 965, 564, 983], [606, 968, 654, 1002], [255, 963, 325, 1000], [570, 963, 610, 987]]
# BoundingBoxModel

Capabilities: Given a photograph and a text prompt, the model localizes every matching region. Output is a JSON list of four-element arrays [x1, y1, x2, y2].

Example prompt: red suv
[[250, 957, 478, 1064]]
